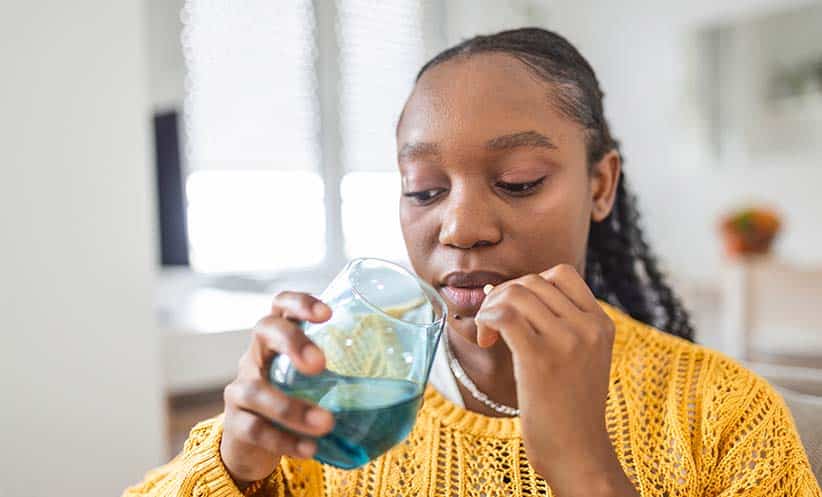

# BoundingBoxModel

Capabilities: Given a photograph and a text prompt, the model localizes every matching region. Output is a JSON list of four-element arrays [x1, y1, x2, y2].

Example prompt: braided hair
[[416, 28, 694, 341]]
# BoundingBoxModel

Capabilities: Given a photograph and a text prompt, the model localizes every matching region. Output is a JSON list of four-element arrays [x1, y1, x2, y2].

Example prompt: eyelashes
[[402, 188, 446, 204], [495, 177, 546, 195], [402, 176, 547, 205]]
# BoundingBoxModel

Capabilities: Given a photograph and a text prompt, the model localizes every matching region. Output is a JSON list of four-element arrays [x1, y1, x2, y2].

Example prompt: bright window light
[[341, 171, 408, 262], [186, 171, 325, 273]]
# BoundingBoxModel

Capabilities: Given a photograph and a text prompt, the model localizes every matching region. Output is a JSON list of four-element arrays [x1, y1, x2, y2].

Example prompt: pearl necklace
[[442, 330, 520, 417]]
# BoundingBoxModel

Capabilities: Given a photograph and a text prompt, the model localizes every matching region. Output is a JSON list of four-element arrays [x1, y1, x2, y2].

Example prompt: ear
[[589, 149, 621, 222]]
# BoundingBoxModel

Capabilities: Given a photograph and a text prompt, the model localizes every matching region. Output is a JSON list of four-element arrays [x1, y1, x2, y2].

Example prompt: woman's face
[[397, 53, 619, 342]]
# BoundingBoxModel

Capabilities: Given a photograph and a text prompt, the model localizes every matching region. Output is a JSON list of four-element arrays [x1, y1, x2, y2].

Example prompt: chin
[[446, 314, 479, 345]]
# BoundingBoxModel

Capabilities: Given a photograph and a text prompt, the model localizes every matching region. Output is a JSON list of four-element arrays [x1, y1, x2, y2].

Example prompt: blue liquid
[[276, 371, 422, 470]]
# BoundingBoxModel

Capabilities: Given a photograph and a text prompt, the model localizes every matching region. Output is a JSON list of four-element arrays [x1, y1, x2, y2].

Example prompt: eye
[[402, 188, 446, 205], [496, 177, 546, 196]]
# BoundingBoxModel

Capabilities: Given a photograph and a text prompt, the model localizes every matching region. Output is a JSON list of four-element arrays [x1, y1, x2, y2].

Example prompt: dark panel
[[153, 110, 190, 266]]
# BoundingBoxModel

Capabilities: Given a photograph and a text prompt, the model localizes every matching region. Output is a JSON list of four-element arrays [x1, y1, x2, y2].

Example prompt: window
[[337, 0, 427, 262], [181, 0, 323, 273], [181, 0, 440, 274], [341, 172, 406, 260], [186, 171, 325, 273]]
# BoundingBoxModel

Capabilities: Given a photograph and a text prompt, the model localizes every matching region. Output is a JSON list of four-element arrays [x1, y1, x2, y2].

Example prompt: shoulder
[[601, 300, 777, 407], [599, 307, 820, 494]]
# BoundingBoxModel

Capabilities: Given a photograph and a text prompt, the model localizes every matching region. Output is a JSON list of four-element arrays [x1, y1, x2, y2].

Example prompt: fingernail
[[306, 407, 333, 428], [302, 344, 324, 365], [483, 284, 494, 295], [297, 439, 316, 458]]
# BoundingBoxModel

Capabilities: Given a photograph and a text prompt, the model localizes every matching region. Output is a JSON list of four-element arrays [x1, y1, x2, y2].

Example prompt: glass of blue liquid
[[268, 258, 447, 470]]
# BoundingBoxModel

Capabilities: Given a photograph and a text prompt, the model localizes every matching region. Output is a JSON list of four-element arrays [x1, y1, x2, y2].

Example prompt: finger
[[508, 274, 579, 318], [475, 284, 552, 349], [271, 291, 332, 323], [475, 303, 535, 350], [249, 316, 326, 375], [224, 380, 335, 438], [483, 283, 581, 350], [224, 407, 319, 459], [539, 264, 598, 312], [518, 275, 613, 346]]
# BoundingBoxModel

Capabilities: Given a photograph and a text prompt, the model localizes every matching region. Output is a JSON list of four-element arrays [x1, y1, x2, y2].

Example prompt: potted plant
[[719, 207, 782, 257]]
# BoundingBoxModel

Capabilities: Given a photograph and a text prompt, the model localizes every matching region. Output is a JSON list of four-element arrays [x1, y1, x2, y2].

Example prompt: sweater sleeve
[[121, 415, 288, 497], [703, 362, 821, 497]]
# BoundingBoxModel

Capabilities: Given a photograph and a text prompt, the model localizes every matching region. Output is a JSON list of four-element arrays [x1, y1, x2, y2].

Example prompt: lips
[[440, 286, 488, 314], [438, 270, 508, 316]]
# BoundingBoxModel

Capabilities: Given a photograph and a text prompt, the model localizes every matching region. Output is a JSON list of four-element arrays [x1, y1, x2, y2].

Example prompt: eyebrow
[[398, 142, 440, 161], [485, 131, 557, 151], [398, 130, 557, 162]]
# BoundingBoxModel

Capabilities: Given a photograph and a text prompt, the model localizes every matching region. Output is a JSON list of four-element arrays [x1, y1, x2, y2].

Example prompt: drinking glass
[[268, 258, 447, 469]]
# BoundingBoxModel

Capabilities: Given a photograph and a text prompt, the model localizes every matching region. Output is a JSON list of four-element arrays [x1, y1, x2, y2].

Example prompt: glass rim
[[344, 257, 447, 330]]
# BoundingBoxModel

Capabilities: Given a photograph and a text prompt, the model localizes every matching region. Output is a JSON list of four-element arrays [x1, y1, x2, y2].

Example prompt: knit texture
[[123, 303, 822, 496]]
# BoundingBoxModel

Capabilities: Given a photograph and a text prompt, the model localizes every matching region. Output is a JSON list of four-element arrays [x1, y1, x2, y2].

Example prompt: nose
[[438, 185, 502, 249]]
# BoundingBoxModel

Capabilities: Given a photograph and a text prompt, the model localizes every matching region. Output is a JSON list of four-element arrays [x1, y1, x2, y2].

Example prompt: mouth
[[438, 270, 508, 317]]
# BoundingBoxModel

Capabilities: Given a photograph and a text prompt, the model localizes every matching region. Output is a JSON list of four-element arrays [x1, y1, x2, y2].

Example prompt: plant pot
[[720, 229, 777, 257]]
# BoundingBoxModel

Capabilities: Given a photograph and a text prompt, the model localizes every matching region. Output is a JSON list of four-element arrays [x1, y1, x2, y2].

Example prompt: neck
[[446, 325, 519, 417]]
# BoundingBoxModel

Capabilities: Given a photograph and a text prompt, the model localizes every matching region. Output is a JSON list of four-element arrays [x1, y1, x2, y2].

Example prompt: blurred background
[[3, 0, 822, 495]]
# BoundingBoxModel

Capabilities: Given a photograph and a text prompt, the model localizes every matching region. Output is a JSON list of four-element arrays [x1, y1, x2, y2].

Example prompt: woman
[[125, 28, 820, 497]]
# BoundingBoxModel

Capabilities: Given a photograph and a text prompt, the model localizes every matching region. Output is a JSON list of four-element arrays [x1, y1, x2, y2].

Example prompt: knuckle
[[259, 428, 290, 454], [272, 291, 311, 315], [234, 380, 258, 407], [514, 281, 532, 294], [279, 322, 303, 340], [579, 326, 601, 347], [561, 334, 582, 355], [504, 284, 530, 302], [599, 320, 616, 346], [243, 416, 267, 442], [255, 321, 292, 351], [279, 329, 307, 356], [556, 263, 576, 275], [236, 352, 250, 371], [247, 377, 266, 395], [519, 274, 543, 287], [547, 263, 575, 280], [497, 283, 518, 298], [496, 304, 518, 323], [270, 292, 289, 314], [223, 382, 240, 406], [288, 291, 314, 309], [278, 396, 308, 422], [601, 315, 616, 335], [252, 322, 272, 342]]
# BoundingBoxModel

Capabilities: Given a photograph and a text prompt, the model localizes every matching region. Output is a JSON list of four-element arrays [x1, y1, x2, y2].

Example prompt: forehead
[[398, 52, 578, 146]]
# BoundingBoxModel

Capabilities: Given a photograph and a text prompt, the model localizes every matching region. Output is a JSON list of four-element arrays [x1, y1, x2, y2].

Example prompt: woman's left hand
[[475, 264, 639, 497]]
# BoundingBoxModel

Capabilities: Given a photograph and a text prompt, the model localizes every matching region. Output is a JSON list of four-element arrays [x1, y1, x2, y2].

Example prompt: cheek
[[508, 178, 591, 263], [399, 204, 418, 249], [400, 205, 438, 269]]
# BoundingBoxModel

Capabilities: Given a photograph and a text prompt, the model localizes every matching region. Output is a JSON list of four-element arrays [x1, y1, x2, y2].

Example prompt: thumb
[[476, 283, 500, 348], [475, 316, 501, 348]]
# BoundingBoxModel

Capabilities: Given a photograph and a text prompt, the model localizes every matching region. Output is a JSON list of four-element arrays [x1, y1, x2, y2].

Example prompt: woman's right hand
[[219, 291, 336, 486]]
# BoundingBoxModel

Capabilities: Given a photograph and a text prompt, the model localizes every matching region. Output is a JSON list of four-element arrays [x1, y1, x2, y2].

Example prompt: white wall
[[146, 0, 186, 111], [549, 0, 822, 283], [0, 2, 165, 496], [443, 0, 551, 45]]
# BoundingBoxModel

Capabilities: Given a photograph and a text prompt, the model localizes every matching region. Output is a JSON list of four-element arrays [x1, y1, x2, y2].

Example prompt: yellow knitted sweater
[[124, 304, 821, 497]]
